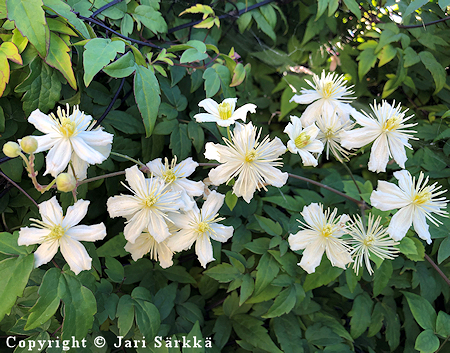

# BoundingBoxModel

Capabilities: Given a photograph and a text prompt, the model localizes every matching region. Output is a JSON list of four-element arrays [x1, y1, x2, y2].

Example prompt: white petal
[[166, 230, 197, 252], [195, 235, 214, 268], [175, 157, 198, 178], [222, 98, 237, 112], [340, 127, 380, 149], [209, 223, 233, 242], [388, 136, 408, 168], [231, 103, 257, 123], [288, 230, 318, 250], [69, 152, 89, 180], [28, 109, 58, 134], [412, 209, 431, 244], [107, 195, 141, 218], [156, 241, 174, 269], [146, 158, 164, 177], [76, 129, 113, 146], [66, 223, 106, 242], [370, 181, 410, 210], [259, 165, 288, 188], [325, 239, 352, 269], [125, 233, 152, 261], [299, 102, 321, 126], [124, 210, 149, 243], [18, 227, 50, 246], [174, 179, 204, 197], [34, 241, 59, 268], [62, 199, 89, 228], [208, 162, 241, 185], [33, 134, 58, 153], [147, 212, 171, 243], [125, 165, 146, 197], [299, 239, 325, 274], [306, 139, 324, 153], [201, 191, 225, 220], [60, 237, 92, 275], [44, 139, 72, 177], [368, 135, 389, 173], [298, 150, 318, 167], [290, 92, 320, 104], [71, 136, 108, 164], [39, 196, 63, 225], [194, 113, 221, 124], [388, 205, 414, 241], [204, 142, 221, 162], [198, 98, 219, 116]]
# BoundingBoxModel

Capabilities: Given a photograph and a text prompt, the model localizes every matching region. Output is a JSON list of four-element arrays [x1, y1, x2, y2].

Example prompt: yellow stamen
[[323, 81, 335, 98], [294, 132, 311, 149], [383, 116, 400, 132], [322, 224, 334, 238], [45, 225, 66, 242], [245, 150, 258, 162], [363, 234, 375, 246], [143, 195, 158, 208], [60, 118, 77, 137], [413, 190, 431, 205], [197, 222, 211, 233], [218, 102, 233, 120], [162, 169, 177, 184]]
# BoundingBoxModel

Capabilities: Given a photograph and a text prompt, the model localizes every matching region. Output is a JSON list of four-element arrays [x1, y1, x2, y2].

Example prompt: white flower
[[125, 231, 174, 269], [340, 101, 417, 173], [347, 214, 399, 275], [28, 105, 113, 179], [107, 165, 184, 244], [316, 110, 353, 162], [18, 197, 106, 274], [205, 122, 288, 203], [284, 115, 324, 167], [194, 98, 257, 127], [146, 157, 204, 211], [370, 170, 448, 244], [167, 191, 233, 268], [288, 203, 352, 274], [289, 71, 355, 126]]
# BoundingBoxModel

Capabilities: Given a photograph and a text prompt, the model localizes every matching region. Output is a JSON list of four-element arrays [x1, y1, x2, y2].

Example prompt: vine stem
[[77, 171, 126, 186], [397, 15, 450, 29], [424, 253, 450, 287], [0, 171, 38, 208]]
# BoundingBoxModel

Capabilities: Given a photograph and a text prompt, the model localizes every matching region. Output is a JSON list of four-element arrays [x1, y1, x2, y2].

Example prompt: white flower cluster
[[7, 70, 448, 277]]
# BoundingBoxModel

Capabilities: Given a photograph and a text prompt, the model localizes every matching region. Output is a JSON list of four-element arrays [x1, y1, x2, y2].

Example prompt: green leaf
[[134, 64, 161, 137], [232, 314, 283, 353], [436, 311, 450, 337], [404, 47, 421, 68], [104, 110, 145, 135], [398, 236, 418, 256], [357, 47, 377, 80], [133, 298, 160, 340], [254, 215, 282, 236], [184, 321, 205, 353], [44, 32, 76, 89], [15, 57, 61, 115], [204, 263, 241, 283], [133, 5, 167, 35], [105, 256, 124, 283], [273, 313, 304, 353], [0, 254, 34, 321], [225, 190, 238, 211], [438, 236, 450, 264], [316, 0, 329, 19], [252, 10, 276, 42], [239, 273, 254, 305], [215, 65, 235, 98], [378, 44, 397, 67], [419, 51, 446, 94], [254, 253, 279, 295], [158, 265, 196, 284], [116, 294, 134, 336], [7, 0, 49, 56], [342, 0, 361, 18], [203, 67, 220, 97], [0, 231, 31, 255], [154, 283, 177, 321], [169, 123, 191, 160], [373, 260, 393, 296], [303, 257, 343, 292], [349, 293, 373, 338], [213, 315, 232, 349], [180, 48, 208, 63], [403, 291, 437, 330], [262, 285, 296, 318], [414, 329, 440, 353], [403, 0, 430, 18], [280, 87, 297, 119], [42, 0, 90, 38], [103, 52, 136, 78], [83, 38, 125, 86], [25, 268, 62, 330], [230, 63, 246, 87]]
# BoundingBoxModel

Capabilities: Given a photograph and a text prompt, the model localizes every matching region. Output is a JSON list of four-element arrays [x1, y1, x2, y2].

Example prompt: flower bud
[[20, 136, 38, 154], [3, 141, 21, 158], [56, 173, 77, 193]]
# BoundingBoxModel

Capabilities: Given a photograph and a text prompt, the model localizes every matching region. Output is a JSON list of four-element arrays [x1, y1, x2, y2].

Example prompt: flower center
[[363, 234, 375, 246], [294, 132, 311, 149], [46, 225, 66, 241], [323, 81, 335, 98], [413, 190, 431, 205], [383, 115, 401, 132], [143, 195, 158, 208], [60, 118, 77, 138], [322, 224, 334, 238], [218, 102, 233, 120], [162, 169, 177, 184], [197, 221, 211, 233], [245, 149, 258, 163]]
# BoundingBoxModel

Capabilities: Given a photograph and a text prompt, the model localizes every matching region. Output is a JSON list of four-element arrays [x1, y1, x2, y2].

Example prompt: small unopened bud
[[56, 173, 77, 192], [20, 136, 38, 154], [3, 141, 21, 158]]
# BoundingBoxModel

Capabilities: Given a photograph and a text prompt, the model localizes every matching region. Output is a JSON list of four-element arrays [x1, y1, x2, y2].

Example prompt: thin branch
[[168, 0, 276, 33], [91, 0, 123, 18], [93, 77, 126, 128], [77, 171, 125, 186], [398, 15, 450, 29], [78, 15, 164, 49], [0, 156, 11, 165], [0, 171, 38, 208], [425, 253, 450, 287]]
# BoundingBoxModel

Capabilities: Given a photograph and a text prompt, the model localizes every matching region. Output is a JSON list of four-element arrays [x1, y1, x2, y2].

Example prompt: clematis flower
[[107, 165, 184, 244], [289, 70, 355, 126], [340, 100, 417, 173], [166, 191, 233, 268], [316, 110, 353, 162], [204, 122, 288, 203], [194, 98, 257, 127], [347, 214, 399, 275], [284, 115, 324, 167], [28, 105, 113, 180], [125, 230, 174, 268], [18, 197, 106, 274], [146, 157, 204, 211], [288, 203, 352, 274], [370, 170, 448, 244]]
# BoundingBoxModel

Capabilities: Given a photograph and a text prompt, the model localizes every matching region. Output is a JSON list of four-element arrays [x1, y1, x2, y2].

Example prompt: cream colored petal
[[147, 211, 171, 243], [209, 223, 233, 242], [44, 139, 72, 177], [168, 211, 194, 229], [66, 223, 106, 242], [107, 195, 141, 218], [156, 241, 174, 269], [62, 199, 89, 228], [34, 240, 59, 268], [299, 102, 321, 126], [299, 239, 325, 274], [125, 165, 147, 197], [201, 191, 224, 220], [325, 239, 352, 269], [146, 158, 164, 177], [306, 139, 324, 153], [60, 237, 92, 275], [368, 135, 389, 173], [208, 162, 242, 186], [387, 205, 414, 241], [298, 149, 318, 167], [288, 229, 318, 250], [370, 181, 410, 210], [290, 92, 320, 104], [393, 170, 412, 193], [198, 98, 219, 116], [340, 127, 380, 149], [204, 142, 221, 162], [195, 234, 214, 268], [125, 233, 152, 261], [28, 109, 58, 134], [69, 152, 89, 180], [39, 196, 63, 225], [412, 209, 431, 244], [33, 134, 58, 153], [231, 103, 257, 123], [388, 135, 408, 168], [18, 227, 50, 246], [71, 136, 108, 164], [258, 164, 288, 188], [174, 179, 204, 197], [166, 229, 197, 252], [76, 130, 113, 146], [124, 210, 149, 243], [233, 167, 257, 203], [222, 98, 237, 112], [194, 113, 221, 124]]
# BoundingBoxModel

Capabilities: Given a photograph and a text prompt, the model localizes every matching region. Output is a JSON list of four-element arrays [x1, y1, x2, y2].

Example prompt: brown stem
[[77, 171, 126, 186], [424, 253, 450, 287], [398, 15, 450, 29], [0, 171, 38, 208]]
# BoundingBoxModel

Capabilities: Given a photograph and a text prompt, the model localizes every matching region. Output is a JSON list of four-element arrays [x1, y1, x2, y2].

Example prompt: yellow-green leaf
[[179, 4, 215, 18], [44, 32, 76, 89], [230, 63, 246, 87], [0, 52, 10, 96], [0, 42, 22, 64]]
